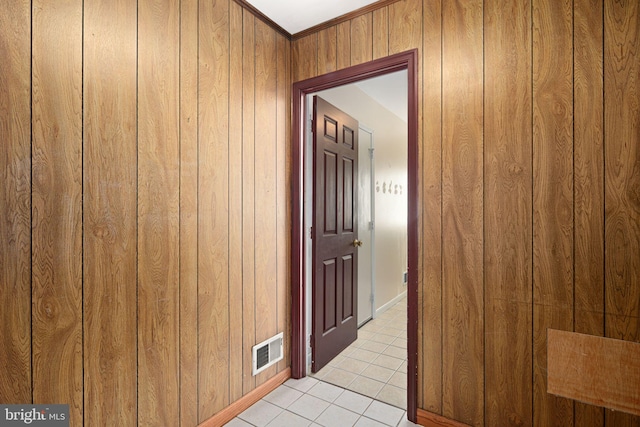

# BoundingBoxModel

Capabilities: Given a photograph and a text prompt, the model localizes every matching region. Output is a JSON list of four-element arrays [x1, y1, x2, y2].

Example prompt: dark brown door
[[312, 96, 359, 372]]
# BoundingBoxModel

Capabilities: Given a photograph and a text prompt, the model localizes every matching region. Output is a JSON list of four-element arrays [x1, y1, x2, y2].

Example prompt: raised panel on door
[[324, 151, 338, 234], [343, 157, 355, 232], [323, 258, 338, 333], [342, 254, 354, 321]]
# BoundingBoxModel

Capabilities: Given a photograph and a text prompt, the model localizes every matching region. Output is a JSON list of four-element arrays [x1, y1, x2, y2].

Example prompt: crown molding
[[232, 0, 292, 39], [291, 0, 402, 40]]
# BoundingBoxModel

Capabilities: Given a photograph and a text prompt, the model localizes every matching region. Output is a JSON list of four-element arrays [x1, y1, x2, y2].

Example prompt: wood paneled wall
[[0, 0, 290, 425], [2, 0, 639, 425], [292, 0, 639, 425]]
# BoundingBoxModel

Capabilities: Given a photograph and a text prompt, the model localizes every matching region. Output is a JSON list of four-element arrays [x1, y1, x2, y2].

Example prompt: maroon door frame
[[291, 49, 419, 422]]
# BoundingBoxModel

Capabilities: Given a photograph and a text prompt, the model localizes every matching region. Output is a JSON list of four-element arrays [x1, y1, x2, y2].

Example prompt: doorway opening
[[291, 50, 419, 422]]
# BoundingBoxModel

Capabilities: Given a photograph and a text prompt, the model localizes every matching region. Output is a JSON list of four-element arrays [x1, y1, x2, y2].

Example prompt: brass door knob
[[352, 239, 363, 247]]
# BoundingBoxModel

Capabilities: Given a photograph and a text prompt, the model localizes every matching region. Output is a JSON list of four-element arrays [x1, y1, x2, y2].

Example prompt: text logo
[[0, 405, 68, 427]]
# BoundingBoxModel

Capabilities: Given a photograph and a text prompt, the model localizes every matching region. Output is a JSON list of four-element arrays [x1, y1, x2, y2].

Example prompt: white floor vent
[[252, 332, 283, 376]]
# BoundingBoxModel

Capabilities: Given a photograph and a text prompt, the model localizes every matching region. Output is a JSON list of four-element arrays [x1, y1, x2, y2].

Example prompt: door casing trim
[[291, 49, 419, 422]]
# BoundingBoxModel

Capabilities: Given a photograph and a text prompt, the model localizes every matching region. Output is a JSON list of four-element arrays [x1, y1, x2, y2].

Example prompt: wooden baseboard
[[198, 368, 291, 427], [417, 409, 470, 427]]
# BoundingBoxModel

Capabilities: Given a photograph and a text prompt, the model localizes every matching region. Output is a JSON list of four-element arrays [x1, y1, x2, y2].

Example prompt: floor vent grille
[[252, 332, 283, 376]]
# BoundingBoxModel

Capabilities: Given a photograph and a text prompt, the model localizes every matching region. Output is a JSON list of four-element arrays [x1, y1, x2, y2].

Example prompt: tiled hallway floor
[[226, 296, 414, 427], [312, 296, 407, 409]]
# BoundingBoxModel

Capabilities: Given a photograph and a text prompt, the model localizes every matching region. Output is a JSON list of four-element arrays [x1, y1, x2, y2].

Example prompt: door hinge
[[368, 147, 375, 159], [368, 221, 374, 230], [310, 226, 313, 239]]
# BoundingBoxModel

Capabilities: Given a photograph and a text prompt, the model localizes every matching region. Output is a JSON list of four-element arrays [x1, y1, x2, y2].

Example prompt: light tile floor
[[226, 297, 413, 427], [226, 376, 417, 427], [312, 296, 407, 409]]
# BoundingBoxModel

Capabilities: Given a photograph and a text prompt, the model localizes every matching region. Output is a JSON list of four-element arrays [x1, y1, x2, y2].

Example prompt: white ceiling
[[245, 0, 379, 35]]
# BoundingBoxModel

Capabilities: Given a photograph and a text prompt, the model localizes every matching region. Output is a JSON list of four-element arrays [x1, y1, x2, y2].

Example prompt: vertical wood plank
[[242, 11, 257, 395], [198, 0, 230, 419], [318, 26, 337, 75], [574, 0, 605, 425], [137, 0, 180, 424], [532, 0, 574, 312], [228, 0, 244, 404], [292, 33, 318, 82], [389, 0, 422, 55], [0, 0, 32, 406], [179, 0, 199, 423], [574, 0, 604, 338], [254, 19, 279, 386], [484, 1, 533, 425], [336, 21, 351, 71], [532, 0, 574, 425], [351, 13, 373, 66], [373, 6, 389, 60], [83, 0, 138, 423], [276, 33, 292, 371], [421, 0, 442, 414], [441, 0, 484, 425], [31, 0, 82, 424], [604, 0, 640, 324], [604, 0, 640, 423]]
